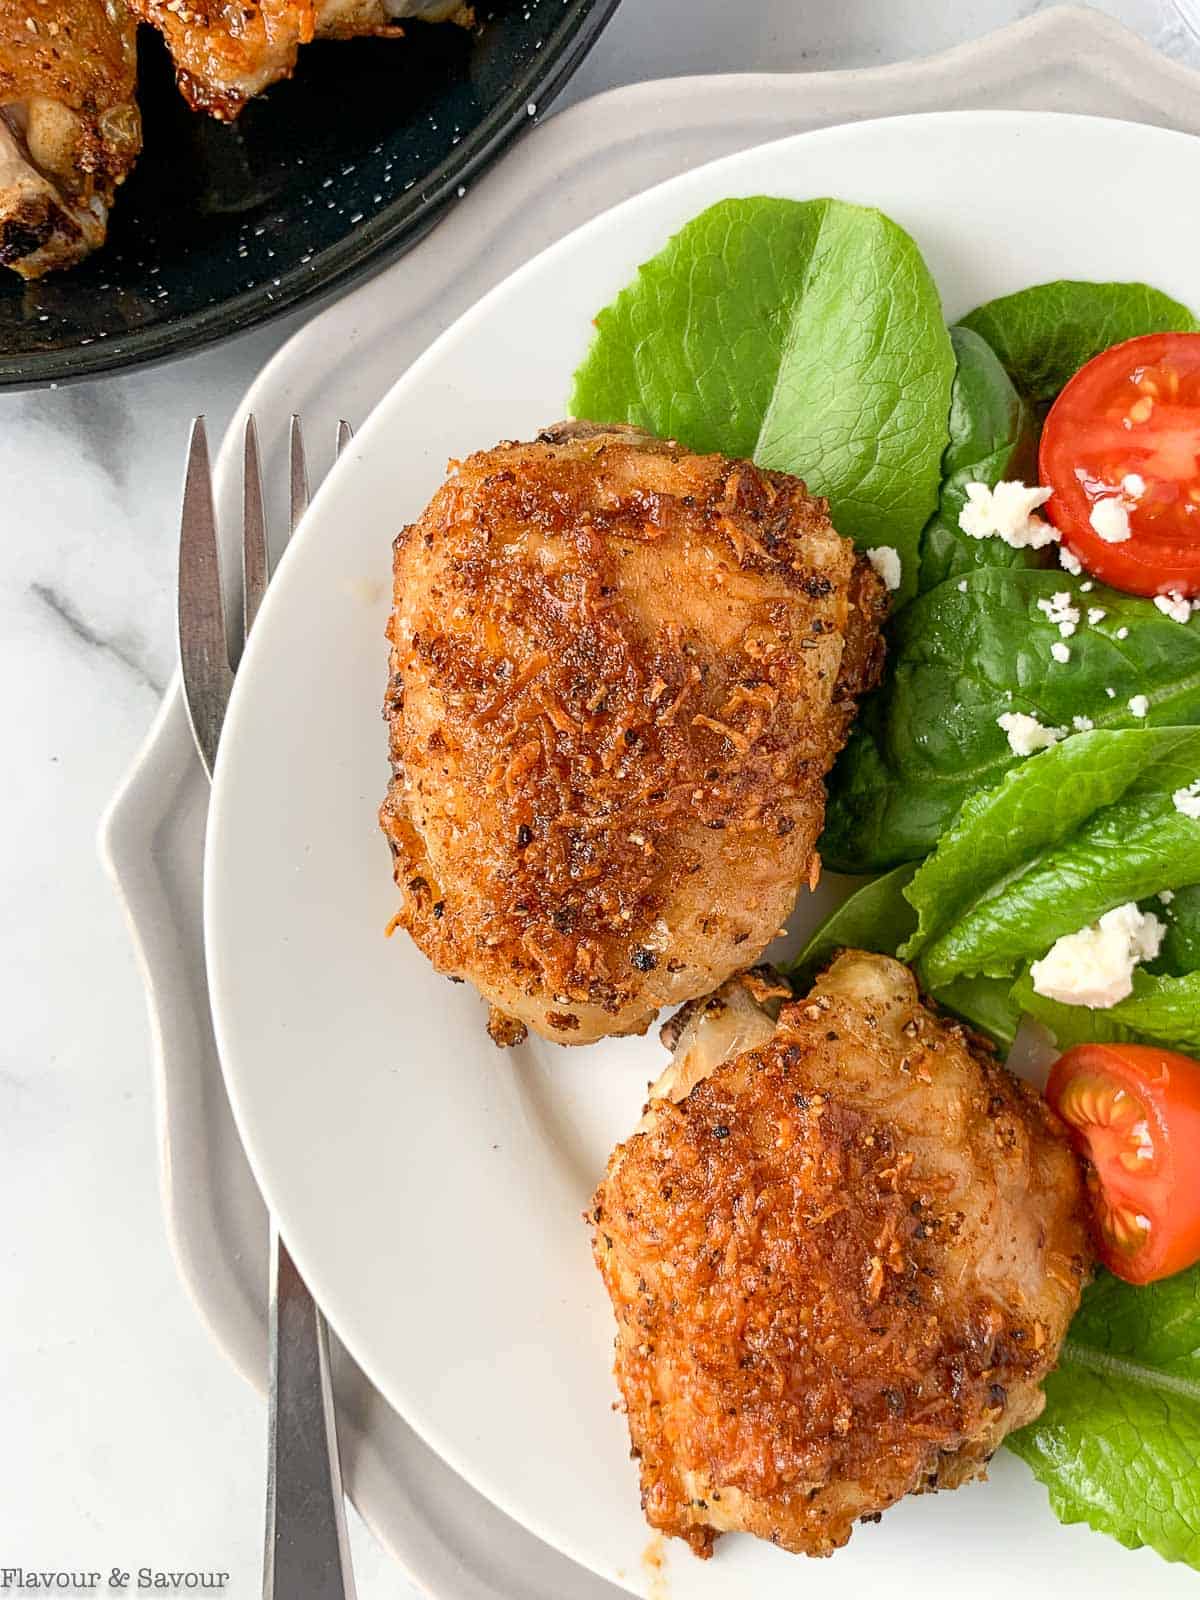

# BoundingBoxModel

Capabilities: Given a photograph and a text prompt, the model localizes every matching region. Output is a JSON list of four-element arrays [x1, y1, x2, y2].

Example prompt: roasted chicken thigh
[[379, 424, 887, 1046], [131, 0, 471, 118], [592, 953, 1092, 1558], [0, 0, 140, 276]]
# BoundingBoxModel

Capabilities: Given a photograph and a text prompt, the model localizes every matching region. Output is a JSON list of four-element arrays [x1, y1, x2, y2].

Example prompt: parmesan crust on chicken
[[592, 953, 1092, 1558], [379, 424, 887, 1047]]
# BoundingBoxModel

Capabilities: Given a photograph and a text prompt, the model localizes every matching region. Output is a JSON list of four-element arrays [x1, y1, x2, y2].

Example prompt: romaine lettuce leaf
[[903, 728, 1200, 986], [1010, 1266, 1200, 1569], [1012, 967, 1200, 1056], [570, 196, 955, 600]]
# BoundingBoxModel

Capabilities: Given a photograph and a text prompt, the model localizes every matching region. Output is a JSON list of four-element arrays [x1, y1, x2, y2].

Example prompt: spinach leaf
[[789, 865, 1020, 1048], [822, 570, 1200, 873], [791, 863, 918, 984], [960, 280, 1200, 410], [1009, 1266, 1200, 1569], [917, 326, 1037, 593], [933, 975, 1021, 1050], [570, 196, 955, 600], [1157, 884, 1200, 976], [1013, 967, 1200, 1055], [904, 728, 1200, 986]]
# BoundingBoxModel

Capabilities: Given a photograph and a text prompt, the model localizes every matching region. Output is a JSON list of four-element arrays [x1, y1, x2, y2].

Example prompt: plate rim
[[205, 105, 1200, 1595]]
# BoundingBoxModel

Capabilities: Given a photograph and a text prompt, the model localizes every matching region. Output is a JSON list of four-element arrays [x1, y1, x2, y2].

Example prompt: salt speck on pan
[[527, 101, 538, 116], [350, 213, 364, 224], [457, 186, 466, 198]]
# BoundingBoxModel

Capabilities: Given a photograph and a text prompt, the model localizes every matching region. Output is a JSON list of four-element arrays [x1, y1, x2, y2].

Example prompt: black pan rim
[[0, 0, 620, 393]]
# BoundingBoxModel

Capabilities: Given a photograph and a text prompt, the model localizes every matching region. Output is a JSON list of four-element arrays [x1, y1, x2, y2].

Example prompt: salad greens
[[791, 865, 1020, 1048], [791, 862, 917, 982], [1159, 884, 1200, 974], [570, 197, 955, 599], [917, 326, 1036, 593], [960, 280, 1200, 410], [1013, 968, 1200, 1056], [1009, 1265, 1200, 1568], [823, 571, 1200, 873], [901, 727, 1200, 987]]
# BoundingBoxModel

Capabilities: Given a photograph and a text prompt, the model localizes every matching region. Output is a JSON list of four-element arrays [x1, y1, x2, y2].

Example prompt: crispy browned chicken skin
[[131, 0, 471, 119], [592, 953, 1092, 1558], [380, 424, 887, 1046], [0, 0, 140, 276]]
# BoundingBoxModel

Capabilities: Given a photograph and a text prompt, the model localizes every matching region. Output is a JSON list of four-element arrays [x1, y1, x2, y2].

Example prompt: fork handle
[[264, 1227, 357, 1600]]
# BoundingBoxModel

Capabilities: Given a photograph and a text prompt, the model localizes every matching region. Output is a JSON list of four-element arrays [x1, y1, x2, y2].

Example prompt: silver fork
[[178, 414, 358, 1600]]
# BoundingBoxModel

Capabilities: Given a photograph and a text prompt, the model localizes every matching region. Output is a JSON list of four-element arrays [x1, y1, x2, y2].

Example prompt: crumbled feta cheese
[[1129, 694, 1150, 718], [866, 546, 902, 592], [1072, 715, 1094, 732], [1159, 888, 1176, 905], [1081, 581, 1095, 592], [1037, 591, 1080, 638], [1090, 497, 1132, 543], [1154, 589, 1197, 624], [1059, 545, 1083, 576], [1050, 641, 1071, 663], [1122, 473, 1147, 499], [957, 579, 969, 593], [1174, 779, 1200, 819], [1030, 902, 1165, 1009], [958, 480, 1056, 548], [1105, 686, 1116, 698], [1086, 607, 1107, 625], [997, 711, 1066, 756], [1116, 626, 1129, 640]]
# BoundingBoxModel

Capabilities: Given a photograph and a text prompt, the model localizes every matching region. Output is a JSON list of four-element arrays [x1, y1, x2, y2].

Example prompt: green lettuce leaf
[[1013, 967, 1200, 1056], [1157, 884, 1200, 976], [788, 864, 1020, 1048], [917, 325, 1037, 593], [822, 570, 1200, 873], [791, 864, 919, 984], [1010, 1266, 1200, 1568], [902, 728, 1200, 986], [570, 196, 955, 600], [960, 280, 1200, 410]]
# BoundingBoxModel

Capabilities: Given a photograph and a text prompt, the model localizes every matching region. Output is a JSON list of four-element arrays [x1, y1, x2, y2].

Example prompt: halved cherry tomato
[[1040, 331, 1200, 596], [1046, 1042, 1200, 1284]]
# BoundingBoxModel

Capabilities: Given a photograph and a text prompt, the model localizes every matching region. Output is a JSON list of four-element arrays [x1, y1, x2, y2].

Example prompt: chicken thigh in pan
[[129, 0, 471, 119], [0, 0, 140, 276], [592, 952, 1092, 1557], [379, 423, 887, 1046]]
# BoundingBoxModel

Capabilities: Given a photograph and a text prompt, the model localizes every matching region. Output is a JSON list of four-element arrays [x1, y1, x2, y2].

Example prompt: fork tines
[[178, 414, 352, 783]]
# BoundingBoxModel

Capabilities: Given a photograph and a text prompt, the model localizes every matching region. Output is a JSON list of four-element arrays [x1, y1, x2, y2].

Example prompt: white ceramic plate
[[205, 111, 1200, 1600]]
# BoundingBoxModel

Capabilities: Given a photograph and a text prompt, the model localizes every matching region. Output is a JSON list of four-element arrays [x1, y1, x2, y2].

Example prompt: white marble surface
[[4, 1, 1199, 1595]]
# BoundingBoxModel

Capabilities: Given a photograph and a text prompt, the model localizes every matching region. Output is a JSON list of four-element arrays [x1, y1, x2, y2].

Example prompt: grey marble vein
[[31, 579, 166, 697]]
